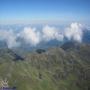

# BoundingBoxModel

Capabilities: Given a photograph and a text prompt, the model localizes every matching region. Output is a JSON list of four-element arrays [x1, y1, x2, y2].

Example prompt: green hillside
[[0, 43, 90, 90]]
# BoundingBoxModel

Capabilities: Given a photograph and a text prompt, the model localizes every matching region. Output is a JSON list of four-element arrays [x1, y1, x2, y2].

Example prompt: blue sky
[[0, 0, 90, 24]]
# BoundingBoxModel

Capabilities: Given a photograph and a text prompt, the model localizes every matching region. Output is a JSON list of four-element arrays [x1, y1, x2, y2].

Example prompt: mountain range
[[0, 42, 90, 90]]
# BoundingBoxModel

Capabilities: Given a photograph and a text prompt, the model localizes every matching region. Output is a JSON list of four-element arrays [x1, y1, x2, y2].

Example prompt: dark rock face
[[36, 49, 46, 54]]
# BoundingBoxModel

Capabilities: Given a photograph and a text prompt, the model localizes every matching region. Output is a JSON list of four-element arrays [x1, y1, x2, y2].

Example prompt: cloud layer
[[0, 22, 87, 48]]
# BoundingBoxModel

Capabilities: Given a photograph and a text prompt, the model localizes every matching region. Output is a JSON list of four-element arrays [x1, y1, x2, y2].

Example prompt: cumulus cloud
[[42, 25, 64, 41], [0, 22, 87, 48], [64, 22, 83, 42], [18, 27, 41, 46], [18, 25, 64, 46], [0, 30, 19, 48]]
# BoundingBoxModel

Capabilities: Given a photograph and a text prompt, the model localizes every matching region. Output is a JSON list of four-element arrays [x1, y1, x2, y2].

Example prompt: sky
[[0, 0, 90, 24]]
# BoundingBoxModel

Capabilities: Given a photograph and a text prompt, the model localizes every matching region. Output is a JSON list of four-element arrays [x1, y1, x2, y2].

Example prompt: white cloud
[[19, 27, 41, 46], [18, 25, 64, 46], [42, 25, 64, 41], [0, 30, 19, 48], [64, 22, 83, 42]]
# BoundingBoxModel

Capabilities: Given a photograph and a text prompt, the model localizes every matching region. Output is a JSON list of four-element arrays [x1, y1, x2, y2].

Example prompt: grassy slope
[[0, 43, 90, 90]]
